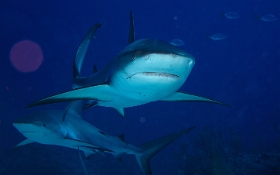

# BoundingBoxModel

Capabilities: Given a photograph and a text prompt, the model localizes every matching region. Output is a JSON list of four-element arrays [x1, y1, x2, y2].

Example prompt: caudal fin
[[73, 23, 102, 80], [135, 126, 195, 175]]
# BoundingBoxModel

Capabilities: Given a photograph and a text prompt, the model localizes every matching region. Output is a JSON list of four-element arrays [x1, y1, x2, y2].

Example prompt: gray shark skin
[[25, 12, 229, 117], [14, 101, 195, 175]]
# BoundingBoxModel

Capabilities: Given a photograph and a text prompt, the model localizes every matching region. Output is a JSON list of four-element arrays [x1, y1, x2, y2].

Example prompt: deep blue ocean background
[[1, 0, 280, 174]]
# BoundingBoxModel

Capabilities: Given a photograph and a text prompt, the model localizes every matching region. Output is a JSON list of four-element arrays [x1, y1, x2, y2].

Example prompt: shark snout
[[13, 123, 42, 134], [13, 123, 31, 132], [13, 122, 21, 129]]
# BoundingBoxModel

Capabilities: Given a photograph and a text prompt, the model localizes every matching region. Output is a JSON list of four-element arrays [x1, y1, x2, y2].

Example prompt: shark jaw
[[129, 72, 179, 79], [124, 53, 194, 81], [116, 39, 195, 82]]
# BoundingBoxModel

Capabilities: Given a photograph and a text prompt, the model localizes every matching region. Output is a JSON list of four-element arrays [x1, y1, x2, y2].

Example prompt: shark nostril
[[144, 55, 150, 60], [131, 53, 136, 60]]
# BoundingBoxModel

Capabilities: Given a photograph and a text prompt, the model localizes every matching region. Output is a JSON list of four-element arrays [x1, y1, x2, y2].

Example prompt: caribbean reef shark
[[14, 101, 195, 175], [26, 12, 228, 117]]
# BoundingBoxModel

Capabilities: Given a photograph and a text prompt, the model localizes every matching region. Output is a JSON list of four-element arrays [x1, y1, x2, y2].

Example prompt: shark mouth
[[128, 72, 179, 79], [21, 131, 40, 133]]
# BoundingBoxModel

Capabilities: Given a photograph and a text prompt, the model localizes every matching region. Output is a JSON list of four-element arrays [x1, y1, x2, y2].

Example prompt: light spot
[[10, 40, 43, 72], [139, 117, 146, 123]]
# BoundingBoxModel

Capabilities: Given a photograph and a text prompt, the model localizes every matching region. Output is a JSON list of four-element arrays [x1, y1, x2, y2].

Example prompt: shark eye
[[131, 53, 136, 60]]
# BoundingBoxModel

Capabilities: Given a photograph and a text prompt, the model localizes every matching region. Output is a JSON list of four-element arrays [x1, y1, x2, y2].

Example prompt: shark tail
[[135, 126, 195, 175], [73, 23, 102, 80]]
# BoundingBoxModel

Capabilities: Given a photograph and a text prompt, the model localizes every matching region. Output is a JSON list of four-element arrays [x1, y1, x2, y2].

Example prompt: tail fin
[[71, 23, 102, 110], [73, 23, 102, 80], [135, 126, 195, 175]]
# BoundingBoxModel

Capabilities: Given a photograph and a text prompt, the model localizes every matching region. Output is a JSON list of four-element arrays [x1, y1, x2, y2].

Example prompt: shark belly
[[97, 95, 148, 108]]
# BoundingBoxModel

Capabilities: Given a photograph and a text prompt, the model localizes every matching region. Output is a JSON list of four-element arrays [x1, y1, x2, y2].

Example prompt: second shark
[[14, 100, 195, 175]]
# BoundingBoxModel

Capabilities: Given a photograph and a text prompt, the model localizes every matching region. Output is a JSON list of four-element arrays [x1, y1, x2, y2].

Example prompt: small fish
[[208, 33, 227, 41], [257, 14, 277, 22], [170, 39, 185, 46], [221, 11, 240, 19]]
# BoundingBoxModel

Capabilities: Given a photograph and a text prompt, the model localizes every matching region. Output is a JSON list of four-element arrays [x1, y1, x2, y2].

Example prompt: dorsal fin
[[113, 107, 124, 118], [128, 11, 135, 44], [62, 101, 84, 121]]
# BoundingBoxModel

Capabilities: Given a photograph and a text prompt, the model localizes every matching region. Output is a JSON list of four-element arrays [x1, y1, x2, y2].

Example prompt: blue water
[[1, 0, 279, 174]]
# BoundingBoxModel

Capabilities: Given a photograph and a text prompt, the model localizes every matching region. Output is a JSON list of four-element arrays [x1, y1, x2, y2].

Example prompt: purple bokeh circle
[[10, 40, 43, 72]]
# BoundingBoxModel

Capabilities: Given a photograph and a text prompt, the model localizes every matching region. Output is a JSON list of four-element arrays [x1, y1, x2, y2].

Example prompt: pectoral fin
[[25, 84, 115, 108], [83, 150, 96, 159], [14, 139, 34, 148], [113, 107, 124, 118], [161, 92, 230, 107]]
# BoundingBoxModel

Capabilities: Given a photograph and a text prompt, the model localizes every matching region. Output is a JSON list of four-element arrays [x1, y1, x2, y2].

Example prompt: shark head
[[110, 39, 195, 101], [13, 111, 65, 145]]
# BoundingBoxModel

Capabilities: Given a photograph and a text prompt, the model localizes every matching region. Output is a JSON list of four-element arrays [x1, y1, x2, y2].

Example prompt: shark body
[[26, 12, 228, 117], [14, 101, 195, 175]]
